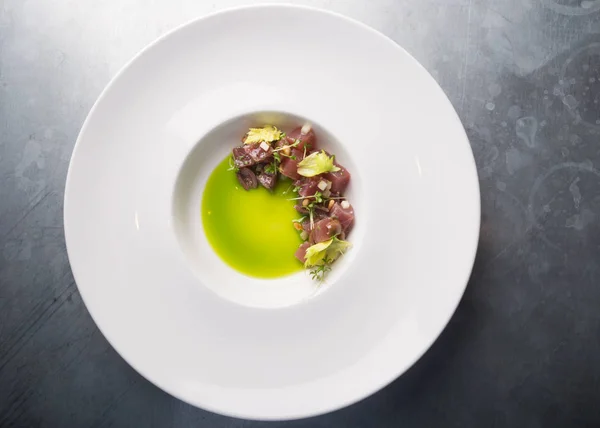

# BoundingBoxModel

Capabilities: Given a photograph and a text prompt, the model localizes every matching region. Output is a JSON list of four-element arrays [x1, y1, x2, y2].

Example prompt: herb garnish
[[244, 125, 284, 144], [264, 162, 277, 175], [297, 151, 340, 177], [309, 257, 332, 282], [227, 155, 239, 172], [304, 237, 351, 267], [287, 192, 325, 202]]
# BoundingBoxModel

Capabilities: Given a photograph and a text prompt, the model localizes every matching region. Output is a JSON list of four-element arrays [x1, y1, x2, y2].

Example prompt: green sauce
[[201, 156, 303, 278]]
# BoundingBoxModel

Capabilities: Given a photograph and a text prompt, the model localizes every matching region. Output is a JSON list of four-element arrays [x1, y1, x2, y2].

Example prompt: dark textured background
[[2, 0, 600, 426]]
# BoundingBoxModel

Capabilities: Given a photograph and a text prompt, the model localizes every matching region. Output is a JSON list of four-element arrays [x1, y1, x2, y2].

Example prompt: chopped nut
[[283, 146, 291, 156], [328, 199, 335, 210], [302, 198, 310, 207]]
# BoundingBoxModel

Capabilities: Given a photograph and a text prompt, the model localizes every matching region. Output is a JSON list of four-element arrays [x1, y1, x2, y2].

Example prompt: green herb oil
[[201, 156, 303, 278]]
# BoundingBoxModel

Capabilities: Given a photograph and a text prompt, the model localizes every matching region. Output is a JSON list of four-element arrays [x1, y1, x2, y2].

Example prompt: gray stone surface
[[2, 0, 600, 426]]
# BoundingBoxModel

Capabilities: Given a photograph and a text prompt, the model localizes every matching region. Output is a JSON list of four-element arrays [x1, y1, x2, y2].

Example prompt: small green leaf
[[304, 237, 351, 267], [244, 125, 284, 145], [297, 151, 340, 177], [304, 240, 333, 267], [326, 237, 352, 260]]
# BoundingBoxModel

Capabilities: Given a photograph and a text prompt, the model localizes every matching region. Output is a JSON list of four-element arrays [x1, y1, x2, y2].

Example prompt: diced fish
[[257, 172, 277, 190], [246, 143, 272, 163], [286, 126, 317, 151], [236, 167, 258, 190], [329, 201, 354, 232], [296, 177, 320, 198], [280, 156, 301, 180], [232, 147, 254, 168], [324, 163, 350, 194], [310, 218, 342, 243], [295, 241, 311, 264]]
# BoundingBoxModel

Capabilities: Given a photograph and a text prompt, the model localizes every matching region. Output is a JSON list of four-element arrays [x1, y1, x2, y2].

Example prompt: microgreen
[[227, 155, 239, 172], [264, 163, 277, 174], [309, 257, 332, 282]]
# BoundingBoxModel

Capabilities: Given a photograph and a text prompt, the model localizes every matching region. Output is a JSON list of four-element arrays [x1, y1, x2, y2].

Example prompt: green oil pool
[[201, 156, 303, 278]]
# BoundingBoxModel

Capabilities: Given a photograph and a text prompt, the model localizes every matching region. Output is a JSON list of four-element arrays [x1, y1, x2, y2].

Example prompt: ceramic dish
[[64, 5, 480, 420]]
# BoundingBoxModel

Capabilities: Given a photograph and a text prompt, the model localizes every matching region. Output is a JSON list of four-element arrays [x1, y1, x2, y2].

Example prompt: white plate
[[64, 5, 480, 420]]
